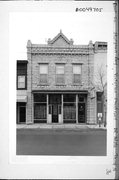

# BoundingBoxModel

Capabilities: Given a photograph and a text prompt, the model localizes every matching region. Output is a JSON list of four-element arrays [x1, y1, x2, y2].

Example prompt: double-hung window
[[17, 62, 27, 89], [56, 64, 65, 84], [73, 64, 82, 84], [39, 64, 48, 84]]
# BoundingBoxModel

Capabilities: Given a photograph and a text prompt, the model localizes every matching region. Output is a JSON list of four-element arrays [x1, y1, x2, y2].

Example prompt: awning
[[17, 95, 27, 102]]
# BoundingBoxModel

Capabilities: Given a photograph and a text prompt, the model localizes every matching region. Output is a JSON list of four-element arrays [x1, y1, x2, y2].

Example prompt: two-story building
[[16, 30, 107, 125]]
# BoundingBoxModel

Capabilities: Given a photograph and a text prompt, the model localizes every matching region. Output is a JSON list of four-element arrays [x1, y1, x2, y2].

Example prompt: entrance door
[[52, 104, 58, 123], [49, 94, 61, 123], [78, 103, 85, 123], [19, 106, 26, 123]]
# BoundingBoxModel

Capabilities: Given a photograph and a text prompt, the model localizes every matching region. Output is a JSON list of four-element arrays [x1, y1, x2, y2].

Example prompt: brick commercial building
[[16, 31, 107, 125]]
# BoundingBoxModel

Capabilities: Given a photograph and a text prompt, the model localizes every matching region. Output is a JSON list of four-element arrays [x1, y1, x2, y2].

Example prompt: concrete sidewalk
[[17, 123, 106, 130]]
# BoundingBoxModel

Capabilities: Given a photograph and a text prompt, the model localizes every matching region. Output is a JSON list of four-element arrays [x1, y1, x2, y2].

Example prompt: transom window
[[39, 64, 48, 84], [73, 64, 82, 84], [34, 94, 47, 102], [63, 94, 76, 102], [56, 64, 65, 84]]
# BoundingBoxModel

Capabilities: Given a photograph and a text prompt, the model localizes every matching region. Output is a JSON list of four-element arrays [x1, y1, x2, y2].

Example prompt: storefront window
[[63, 103, 76, 120], [63, 94, 76, 122], [34, 103, 47, 119], [34, 94, 47, 123]]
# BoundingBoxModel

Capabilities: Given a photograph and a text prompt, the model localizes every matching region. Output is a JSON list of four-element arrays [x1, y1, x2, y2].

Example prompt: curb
[[17, 124, 106, 130]]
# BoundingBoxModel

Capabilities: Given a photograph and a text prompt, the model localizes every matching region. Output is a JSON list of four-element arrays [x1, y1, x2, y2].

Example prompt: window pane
[[34, 103, 47, 119], [49, 95, 61, 104], [34, 94, 47, 102], [73, 65, 81, 74], [39, 64, 48, 74], [74, 74, 81, 84], [56, 65, 64, 74], [63, 103, 76, 120], [18, 76, 25, 88], [40, 74, 47, 83], [18, 76, 25, 82], [56, 74, 64, 84], [17, 63, 27, 75], [63, 94, 76, 102]]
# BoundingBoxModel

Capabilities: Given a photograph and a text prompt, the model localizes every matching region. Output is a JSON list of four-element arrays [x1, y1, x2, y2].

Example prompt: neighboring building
[[16, 60, 28, 124], [16, 30, 107, 125]]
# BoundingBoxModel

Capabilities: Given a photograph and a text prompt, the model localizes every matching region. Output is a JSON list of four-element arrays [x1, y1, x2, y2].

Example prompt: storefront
[[33, 92, 87, 124]]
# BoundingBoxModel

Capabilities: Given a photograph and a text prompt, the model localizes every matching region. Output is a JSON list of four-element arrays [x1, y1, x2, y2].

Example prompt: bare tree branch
[[93, 64, 106, 92]]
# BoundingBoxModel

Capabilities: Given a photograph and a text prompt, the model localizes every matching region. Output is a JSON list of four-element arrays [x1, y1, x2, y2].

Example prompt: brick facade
[[17, 31, 107, 125]]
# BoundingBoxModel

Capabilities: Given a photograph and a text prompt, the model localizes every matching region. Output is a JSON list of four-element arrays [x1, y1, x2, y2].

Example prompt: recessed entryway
[[49, 94, 61, 123]]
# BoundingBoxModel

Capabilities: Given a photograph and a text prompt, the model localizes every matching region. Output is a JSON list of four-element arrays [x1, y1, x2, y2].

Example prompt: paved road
[[17, 129, 106, 156]]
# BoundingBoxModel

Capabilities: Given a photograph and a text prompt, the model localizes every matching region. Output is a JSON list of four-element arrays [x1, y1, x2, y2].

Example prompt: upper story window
[[17, 62, 27, 90], [39, 64, 48, 84], [56, 64, 65, 84], [73, 64, 82, 84], [18, 76, 25, 88]]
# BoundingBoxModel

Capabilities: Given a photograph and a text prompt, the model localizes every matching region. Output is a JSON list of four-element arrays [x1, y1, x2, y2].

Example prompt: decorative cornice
[[30, 46, 92, 55]]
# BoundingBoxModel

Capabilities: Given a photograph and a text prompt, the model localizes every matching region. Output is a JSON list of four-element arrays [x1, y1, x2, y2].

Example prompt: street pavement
[[17, 128, 106, 156]]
